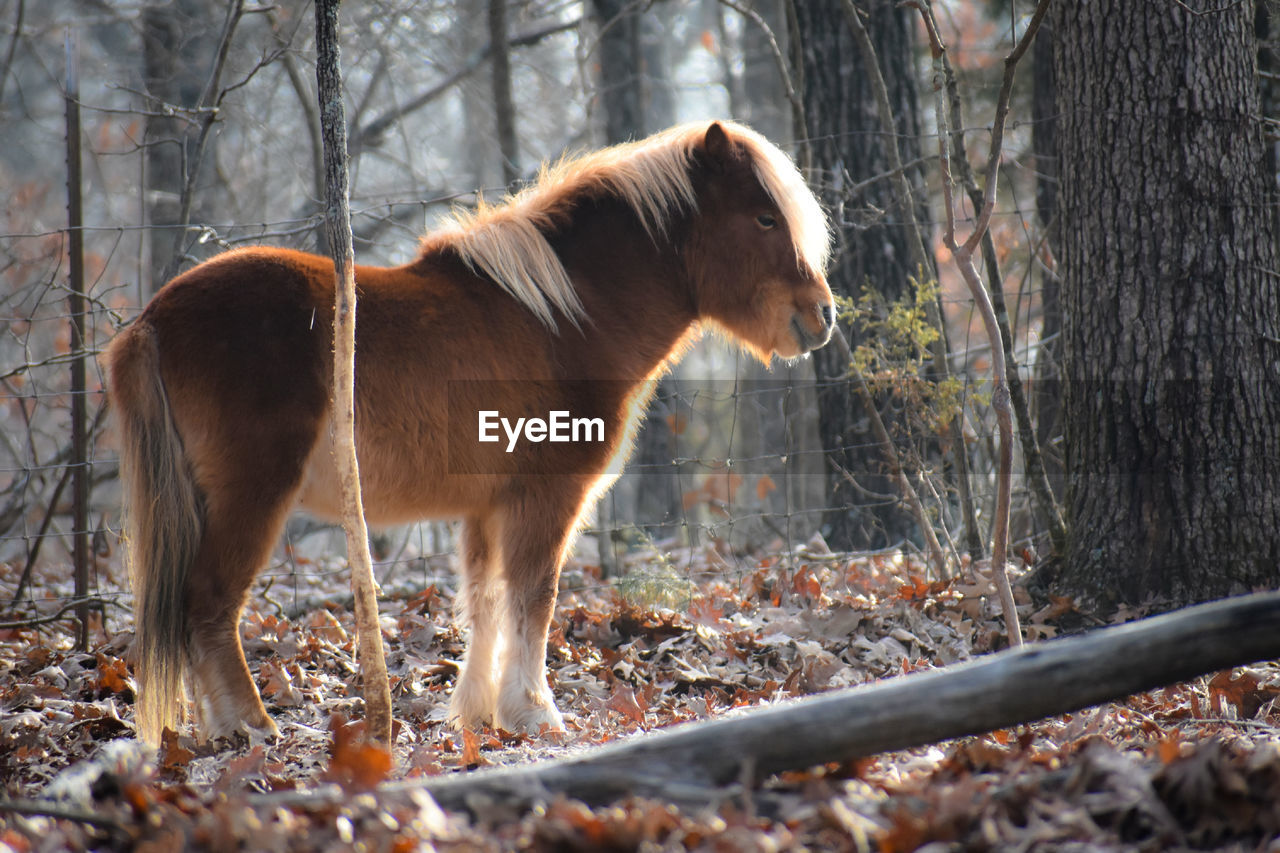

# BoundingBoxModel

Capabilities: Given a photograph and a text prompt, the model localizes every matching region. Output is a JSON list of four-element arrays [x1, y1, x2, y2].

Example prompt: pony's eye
[[756, 213, 778, 230]]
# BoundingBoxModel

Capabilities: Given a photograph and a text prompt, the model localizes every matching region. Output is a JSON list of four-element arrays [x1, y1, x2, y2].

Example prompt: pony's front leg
[[448, 515, 503, 729], [494, 500, 576, 734]]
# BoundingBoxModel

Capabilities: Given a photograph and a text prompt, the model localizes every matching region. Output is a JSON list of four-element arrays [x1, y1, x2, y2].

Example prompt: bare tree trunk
[[928, 27, 1066, 563], [314, 0, 392, 748], [910, 0, 1055, 643], [722, 1, 820, 549], [641, 3, 676, 129], [1054, 0, 1280, 608], [64, 32, 90, 651], [488, 0, 520, 185]]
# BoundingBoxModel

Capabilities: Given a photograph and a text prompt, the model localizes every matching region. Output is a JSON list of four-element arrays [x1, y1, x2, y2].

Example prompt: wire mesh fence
[[0, 237, 1049, 631], [0, 3, 1061, 652]]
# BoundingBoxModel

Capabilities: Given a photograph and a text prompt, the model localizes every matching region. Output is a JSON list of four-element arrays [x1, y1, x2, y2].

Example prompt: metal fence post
[[65, 28, 90, 651]]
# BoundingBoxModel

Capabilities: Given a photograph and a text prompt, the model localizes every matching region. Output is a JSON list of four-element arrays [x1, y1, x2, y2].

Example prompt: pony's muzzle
[[791, 302, 835, 353]]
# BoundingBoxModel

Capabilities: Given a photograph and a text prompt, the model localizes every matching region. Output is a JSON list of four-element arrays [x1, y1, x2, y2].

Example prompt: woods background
[[5, 2, 1280, 849], [2, 0, 1278, 636]]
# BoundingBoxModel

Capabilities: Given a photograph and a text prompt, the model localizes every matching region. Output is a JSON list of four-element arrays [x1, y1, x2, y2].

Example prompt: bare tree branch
[[0, 0, 25, 105], [0, 597, 110, 630], [831, 0, 982, 568], [904, 0, 1055, 646], [267, 8, 325, 206], [157, 0, 246, 284], [916, 0, 1066, 560], [962, 0, 1052, 254], [350, 17, 579, 155], [348, 51, 388, 136], [7, 404, 109, 606], [830, 327, 950, 579], [716, 0, 806, 156]]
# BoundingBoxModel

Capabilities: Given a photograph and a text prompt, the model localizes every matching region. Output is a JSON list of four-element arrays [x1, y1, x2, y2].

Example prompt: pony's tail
[[102, 322, 203, 746]]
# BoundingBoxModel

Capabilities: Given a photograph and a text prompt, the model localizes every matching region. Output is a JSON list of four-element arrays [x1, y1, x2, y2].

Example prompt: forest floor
[[2, 538, 1279, 851]]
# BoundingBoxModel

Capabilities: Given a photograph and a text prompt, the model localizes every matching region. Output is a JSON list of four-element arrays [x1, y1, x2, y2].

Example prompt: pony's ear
[[704, 122, 734, 172]]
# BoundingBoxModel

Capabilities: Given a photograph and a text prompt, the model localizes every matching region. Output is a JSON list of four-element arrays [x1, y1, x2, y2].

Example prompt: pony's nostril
[[821, 302, 836, 330]]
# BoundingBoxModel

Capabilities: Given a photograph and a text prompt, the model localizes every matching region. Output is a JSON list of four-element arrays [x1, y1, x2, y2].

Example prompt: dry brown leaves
[[2, 547, 1278, 850]]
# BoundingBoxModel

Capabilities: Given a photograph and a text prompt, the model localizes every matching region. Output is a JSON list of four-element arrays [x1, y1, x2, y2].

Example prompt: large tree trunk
[[140, 0, 222, 293], [1054, 0, 1280, 608], [791, 0, 930, 551]]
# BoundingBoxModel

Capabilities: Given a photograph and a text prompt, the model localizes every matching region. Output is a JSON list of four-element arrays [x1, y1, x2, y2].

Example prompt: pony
[[103, 120, 834, 745]]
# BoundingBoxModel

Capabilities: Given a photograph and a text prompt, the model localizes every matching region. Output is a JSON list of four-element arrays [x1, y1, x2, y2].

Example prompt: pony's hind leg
[[494, 497, 578, 734], [178, 407, 319, 739], [448, 515, 503, 729], [183, 489, 298, 740]]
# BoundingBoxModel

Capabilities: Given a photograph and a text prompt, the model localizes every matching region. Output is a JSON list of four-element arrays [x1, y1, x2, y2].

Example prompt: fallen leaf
[[309, 609, 349, 644], [260, 660, 303, 706], [1155, 730, 1185, 764], [460, 727, 487, 767], [94, 653, 131, 695], [605, 683, 647, 725], [324, 715, 392, 791], [1208, 669, 1279, 719], [158, 728, 195, 773], [217, 746, 266, 792]]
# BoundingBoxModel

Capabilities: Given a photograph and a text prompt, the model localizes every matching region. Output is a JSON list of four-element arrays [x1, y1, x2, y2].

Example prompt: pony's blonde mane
[[421, 121, 830, 329]]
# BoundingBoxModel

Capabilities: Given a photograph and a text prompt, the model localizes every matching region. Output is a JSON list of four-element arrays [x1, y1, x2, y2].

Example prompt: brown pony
[[104, 120, 834, 745]]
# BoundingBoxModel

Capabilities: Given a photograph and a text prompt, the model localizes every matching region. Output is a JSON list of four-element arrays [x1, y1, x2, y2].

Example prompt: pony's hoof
[[202, 705, 279, 744], [496, 701, 564, 736], [448, 682, 498, 731], [200, 718, 279, 750], [446, 709, 493, 732], [246, 717, 280, 743]]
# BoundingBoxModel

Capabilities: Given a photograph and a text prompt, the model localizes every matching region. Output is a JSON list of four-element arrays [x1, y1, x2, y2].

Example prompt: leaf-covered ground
[[2, 542, 1279, 851]]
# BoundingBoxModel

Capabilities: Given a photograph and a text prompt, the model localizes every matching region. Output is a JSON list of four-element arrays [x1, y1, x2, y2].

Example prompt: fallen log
[[387, 590, 1280, 813]]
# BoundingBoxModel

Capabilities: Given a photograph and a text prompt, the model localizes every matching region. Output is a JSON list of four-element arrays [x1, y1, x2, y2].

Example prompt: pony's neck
[[550, 197, 700, 381]]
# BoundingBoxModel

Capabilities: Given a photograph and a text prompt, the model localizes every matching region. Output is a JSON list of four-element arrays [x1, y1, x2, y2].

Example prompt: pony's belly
[[294, 431, 488, 526]]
